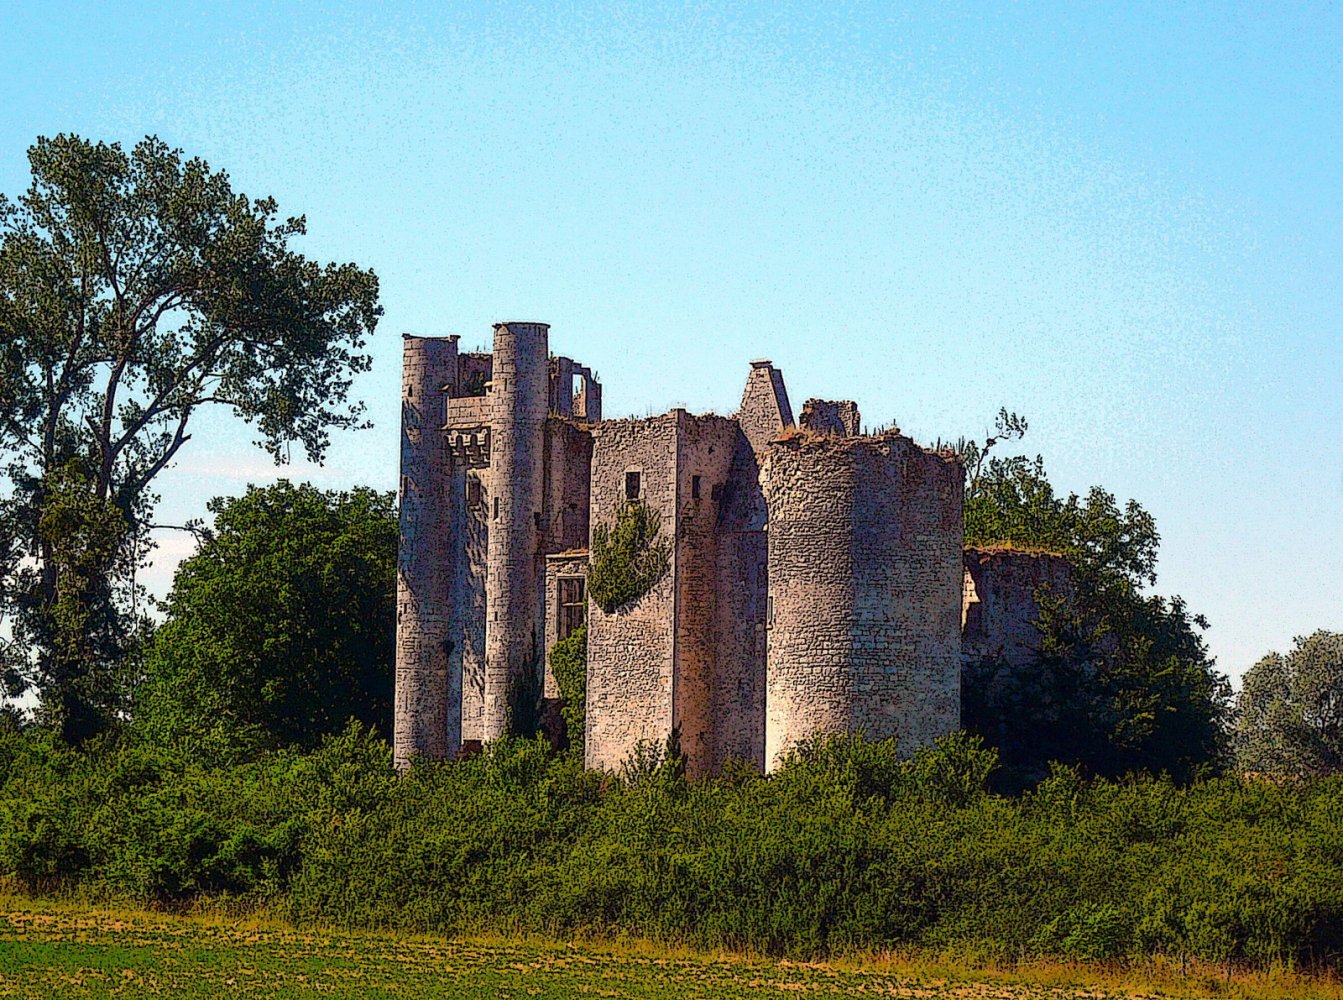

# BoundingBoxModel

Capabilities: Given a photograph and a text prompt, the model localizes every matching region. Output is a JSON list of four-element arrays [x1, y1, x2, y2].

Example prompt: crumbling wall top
[[800, 398, 861, 437]]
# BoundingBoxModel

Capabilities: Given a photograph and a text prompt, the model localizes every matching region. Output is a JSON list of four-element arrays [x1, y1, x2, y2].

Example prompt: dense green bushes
[[548, 625, 587, 751], [138, 482, 398, 755], [2, 725, 1342, 969]]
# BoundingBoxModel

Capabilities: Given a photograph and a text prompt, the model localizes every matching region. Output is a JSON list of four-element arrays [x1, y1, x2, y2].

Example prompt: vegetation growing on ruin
[[548, 624, 587, 752], [588, 500, 670, 613], [3, 725, 1343, 973], [955, 411, 1231, 789]]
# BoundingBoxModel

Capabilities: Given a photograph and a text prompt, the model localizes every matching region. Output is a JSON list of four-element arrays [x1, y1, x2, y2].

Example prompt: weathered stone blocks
[[396, 322, 978, 779], [394, 334, 462, 769], [761, 433, 964, 769], [482, 322, 550, 741]]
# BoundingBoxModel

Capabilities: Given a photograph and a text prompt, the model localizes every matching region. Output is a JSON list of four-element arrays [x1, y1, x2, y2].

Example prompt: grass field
[[2, 897, 1341, 1000]]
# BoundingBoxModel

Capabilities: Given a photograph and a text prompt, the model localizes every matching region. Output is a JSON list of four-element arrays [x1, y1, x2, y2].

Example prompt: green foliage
[[3, 727, 1343, 970], [0, 133, 381, 744], [503, 653, 544, 739], [548, 625, 587, 752], [14, 460, 148, 740], [961, 445, 1230, 786], [948, 407, 1029, 493], [588, 500, 670, 613], [1236, 631, 1343, 777], [136, 481, 397, 757]]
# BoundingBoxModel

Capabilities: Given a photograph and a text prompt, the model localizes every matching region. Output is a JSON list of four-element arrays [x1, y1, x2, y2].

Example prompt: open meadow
[[3, 897, 1342, 1000]]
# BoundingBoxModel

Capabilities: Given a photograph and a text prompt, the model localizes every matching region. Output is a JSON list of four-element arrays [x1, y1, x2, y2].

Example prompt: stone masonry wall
[[460, 470, 488, 742], [962, 547, 1072, 669], [543, 552, 589, 699], [584, 414, 680, 772], [712, 427, 770, 771], [574, 366, 602, 422], [394, 334, 462, 768], [800, 398, 861, 436], [672, 413, 740, 777], [541, 418, 594, 556], [538, 417, 595, 698], [738, 360, 794, 453], [761, 433, 964, 769], [482, 322, 550, 740], [458, 352, 492, 395]]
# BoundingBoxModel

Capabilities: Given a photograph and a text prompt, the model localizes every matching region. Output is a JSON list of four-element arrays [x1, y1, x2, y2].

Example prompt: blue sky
[[3, 2, 1340, 683]]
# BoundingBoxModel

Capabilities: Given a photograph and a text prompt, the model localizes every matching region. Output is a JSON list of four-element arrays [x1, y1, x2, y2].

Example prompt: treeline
[[2, 725, 1342, 970]]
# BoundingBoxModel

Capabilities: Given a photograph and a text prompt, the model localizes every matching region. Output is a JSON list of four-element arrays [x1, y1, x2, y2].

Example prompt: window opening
[[558, 576, 586, 640], [625, 471, 642, 500], [691, 475, 701, 499]]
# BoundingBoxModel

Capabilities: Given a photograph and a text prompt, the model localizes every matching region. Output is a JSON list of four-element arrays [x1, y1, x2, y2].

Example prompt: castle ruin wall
[[394, 334, 463, 768], [574, 366, 602, 422], [800, 398, 861, 436], [482, 322, 550, 740], [737, 360, 794, 454], [584, 414, 681, 772], [460, 469, 488, 743], [761, 434, 964, 769], [710, 428, 770, 771], [962, 547, 1073, 671], [543, 551, 590, 700], [671, 413, 741, 777]]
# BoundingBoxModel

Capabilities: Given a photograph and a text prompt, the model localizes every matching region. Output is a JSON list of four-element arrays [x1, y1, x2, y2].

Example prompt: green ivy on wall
[[589, 500, 670, 613]]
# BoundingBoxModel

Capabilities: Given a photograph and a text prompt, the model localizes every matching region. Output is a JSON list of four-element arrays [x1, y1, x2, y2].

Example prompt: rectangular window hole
[[625, 471, 642, 500], [691, 475, 701, 499], [558, 576, 586, 640]]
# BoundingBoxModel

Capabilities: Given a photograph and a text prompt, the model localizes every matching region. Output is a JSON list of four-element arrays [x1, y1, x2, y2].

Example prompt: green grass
[[3, 898, 1343, 1000]]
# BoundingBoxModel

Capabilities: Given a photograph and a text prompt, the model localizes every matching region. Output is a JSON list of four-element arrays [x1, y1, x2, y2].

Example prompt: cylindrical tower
[[761, 434, 964, 771], [482, 321, 550, 740], [394, 334, 461, 769]]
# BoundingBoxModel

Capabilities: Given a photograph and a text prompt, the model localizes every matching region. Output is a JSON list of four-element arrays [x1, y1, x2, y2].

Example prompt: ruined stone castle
[[394, 321, 1063, 776]]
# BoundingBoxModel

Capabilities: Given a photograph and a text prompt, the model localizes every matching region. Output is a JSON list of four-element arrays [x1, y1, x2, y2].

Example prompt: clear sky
[[3, 2, 1340, 684]]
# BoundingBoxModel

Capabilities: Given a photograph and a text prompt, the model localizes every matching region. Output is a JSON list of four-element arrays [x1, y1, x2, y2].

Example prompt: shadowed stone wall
[[962, 547, 1072, 669], [394, 334, 462, 768], [461, 469, 488, 742], [712, 428, 770, 771], [673, 413, 740, 777]]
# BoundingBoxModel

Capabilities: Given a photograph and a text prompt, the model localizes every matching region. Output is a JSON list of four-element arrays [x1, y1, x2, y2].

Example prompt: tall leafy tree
[[136, 481, 397, 757], [960, 432, 1231, 784], [0, 135, 381, 742], [1236, 631, 1343, 776]]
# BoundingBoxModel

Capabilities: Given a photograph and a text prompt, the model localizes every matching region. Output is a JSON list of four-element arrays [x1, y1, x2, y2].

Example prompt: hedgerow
[[1, 724, 1342, 970]]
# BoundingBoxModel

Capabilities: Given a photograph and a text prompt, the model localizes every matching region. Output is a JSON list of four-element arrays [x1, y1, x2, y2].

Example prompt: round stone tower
[[394, 334, 462, 769], [482, 321, 550, 740], [761, 433, 964, 770]]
